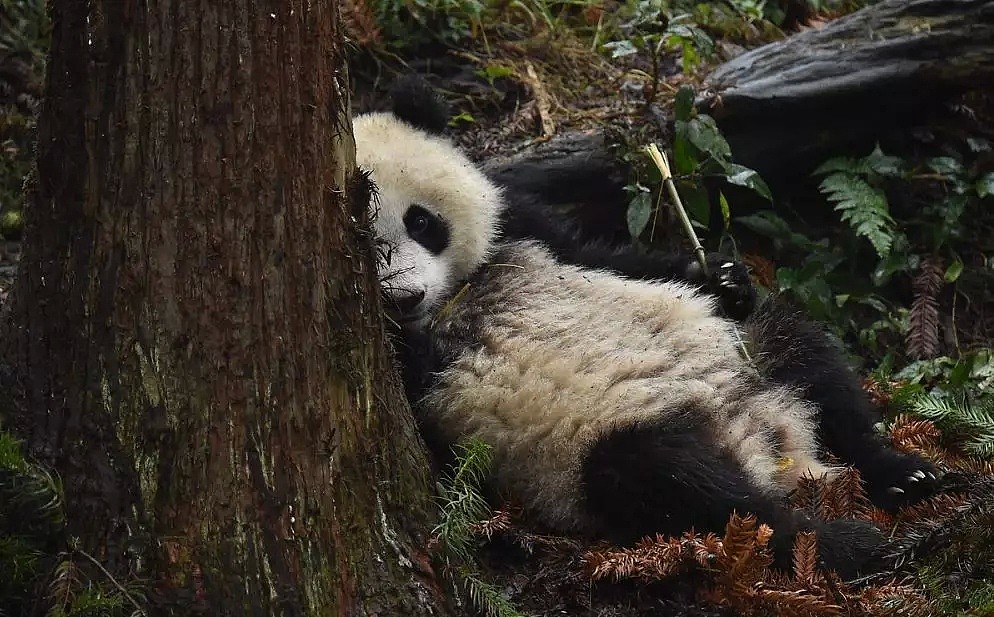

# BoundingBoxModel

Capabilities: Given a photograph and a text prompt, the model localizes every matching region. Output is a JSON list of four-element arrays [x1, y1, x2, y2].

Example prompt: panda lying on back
[[355, 78, 939, 577]]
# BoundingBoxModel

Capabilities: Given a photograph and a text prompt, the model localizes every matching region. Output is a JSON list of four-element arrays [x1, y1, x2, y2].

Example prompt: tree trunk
[[8, 1, 447, 614]]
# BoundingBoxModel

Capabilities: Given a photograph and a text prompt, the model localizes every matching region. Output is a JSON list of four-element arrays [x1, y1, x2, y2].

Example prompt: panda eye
[[409, 213, 430, 235], [403, 205, 451, 255]]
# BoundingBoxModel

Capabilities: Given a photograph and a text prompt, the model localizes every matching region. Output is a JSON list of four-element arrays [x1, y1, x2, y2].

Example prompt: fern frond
[[460, 568, 525, 617], [792, 532, 818, 586], [813, 145, 905, 178], [433, 439, 494, 562], [818, 172, 896, 257], [908, 394, 994, 459], [907, 259, 943, 359], [889, 415, 943, 454]]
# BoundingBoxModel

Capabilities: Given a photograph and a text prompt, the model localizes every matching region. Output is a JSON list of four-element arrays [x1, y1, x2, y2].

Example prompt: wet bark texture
[[10, 1, 446, 614], [702, 0, 994, 179]]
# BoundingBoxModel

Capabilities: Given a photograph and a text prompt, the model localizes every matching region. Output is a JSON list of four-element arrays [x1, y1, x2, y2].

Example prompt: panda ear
[[390, 75, 450, 135]]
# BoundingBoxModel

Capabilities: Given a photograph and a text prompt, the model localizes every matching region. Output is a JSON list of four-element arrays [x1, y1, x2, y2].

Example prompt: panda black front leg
[[683, 252, 756, 321], [581, 417, 884, 578]]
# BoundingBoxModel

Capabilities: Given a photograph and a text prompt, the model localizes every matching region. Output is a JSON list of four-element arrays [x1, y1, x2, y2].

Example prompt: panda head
[[355, 77, 505, 326]]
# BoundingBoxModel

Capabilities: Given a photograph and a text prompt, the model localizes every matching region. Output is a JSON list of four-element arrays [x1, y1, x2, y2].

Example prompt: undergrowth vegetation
[[0, 427, 146, 617], [0, 0, 47, 240]]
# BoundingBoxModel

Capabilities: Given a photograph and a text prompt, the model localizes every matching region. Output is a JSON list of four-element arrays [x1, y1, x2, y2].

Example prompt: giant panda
[[354, 78, 940, 577]]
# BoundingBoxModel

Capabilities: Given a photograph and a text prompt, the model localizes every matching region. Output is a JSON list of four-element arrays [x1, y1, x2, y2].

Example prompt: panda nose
[[392, 289, 426, 315]]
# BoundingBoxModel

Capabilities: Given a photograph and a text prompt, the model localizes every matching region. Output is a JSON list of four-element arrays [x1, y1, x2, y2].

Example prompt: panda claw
[[926, 472, 937, 480], [887, 486, 905, 495], [913, 470, 927, 480], [721, 262, 734, 269], [908, 475, 919, 483]]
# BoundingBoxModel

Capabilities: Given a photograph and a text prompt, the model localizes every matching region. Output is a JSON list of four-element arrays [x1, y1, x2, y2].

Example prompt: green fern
[[817, 172, 896, 258], [908, 393, 994, 459], [433, 440, 523, 617], [813, 145, 904, 259], [434, 439, 494, 563], [460, 568, 525, 617]]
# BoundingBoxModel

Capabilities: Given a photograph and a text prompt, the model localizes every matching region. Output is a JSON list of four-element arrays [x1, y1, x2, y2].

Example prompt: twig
[[76, 547, 146, 616], [524, 62, 556, 139]]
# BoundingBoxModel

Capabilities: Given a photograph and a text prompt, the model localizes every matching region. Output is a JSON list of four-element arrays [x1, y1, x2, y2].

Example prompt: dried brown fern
[[857, 582, 933, 617], [716, 513, 775, 589], [907, 258, 943, 359], [792, 468, 871, 521], [742, 253, 777, 290], [583, 531, 722, 582], [792, 532, 819, 586], [793, 472, 830, 518], [892, 492, 971, 528], [470, 508, 514, 540], [822, 468, 873, 520], [862, 377, 894, 410], [889, 414, 943, 455]]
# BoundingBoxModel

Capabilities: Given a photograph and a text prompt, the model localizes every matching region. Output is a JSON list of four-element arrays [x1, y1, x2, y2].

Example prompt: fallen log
[[481, 130, 631, 238], [701, 0, 994, 179], [482, 130, 626, 205]]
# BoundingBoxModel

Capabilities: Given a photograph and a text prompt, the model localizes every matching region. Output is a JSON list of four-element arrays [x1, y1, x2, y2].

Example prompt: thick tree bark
[[8, 1, 447, 614]]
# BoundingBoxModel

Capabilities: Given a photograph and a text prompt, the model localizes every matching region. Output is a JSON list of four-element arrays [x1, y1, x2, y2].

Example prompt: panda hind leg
[[744, 297, 940, 511], [581, 418, 884, 578]]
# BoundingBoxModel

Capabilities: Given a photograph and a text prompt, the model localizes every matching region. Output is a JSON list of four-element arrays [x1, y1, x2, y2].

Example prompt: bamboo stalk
[[643, 143, 708, 275]]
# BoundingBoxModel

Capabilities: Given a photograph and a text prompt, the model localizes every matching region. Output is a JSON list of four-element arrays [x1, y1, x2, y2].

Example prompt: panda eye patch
[[404, 205, 450, 255]]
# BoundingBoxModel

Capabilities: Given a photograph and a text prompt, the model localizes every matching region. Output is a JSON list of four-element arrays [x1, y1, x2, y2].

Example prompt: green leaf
[[719, 191, 731, 231], [626, 191, 653, 239], [684, 115, 731, 162], [674, 86, 695, 123], [871, 237, 911, 286], [672, 122, 698, 175], [602, 39, 638, 58], [814, 146, 904, 179], [723, 163, 772, 201], [927, 156, 963, 177], [818, 172, 896, 258], [448, 111, 476, 126], [679, 40, 700, 73], [678, 181, 710, 228], [945, 257, 964, 283], [967, 137, 992, 153], [862, 144, 904, 177], [813, 156, 859, 177], [976, 172, 994, 198], [477, 64, 514, 82], [735, 210, 815, 250]]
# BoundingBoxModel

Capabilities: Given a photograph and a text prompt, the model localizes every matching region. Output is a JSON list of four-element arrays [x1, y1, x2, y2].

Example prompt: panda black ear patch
[[390, 75, 450, 135]]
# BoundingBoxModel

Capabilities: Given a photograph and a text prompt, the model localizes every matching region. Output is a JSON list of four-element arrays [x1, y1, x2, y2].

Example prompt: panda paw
[[685, 254, 756, 321], [866, 453, 943, 512]]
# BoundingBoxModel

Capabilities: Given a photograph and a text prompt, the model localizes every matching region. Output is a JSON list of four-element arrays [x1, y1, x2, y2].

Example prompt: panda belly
[[423, 241, 832, 533]]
